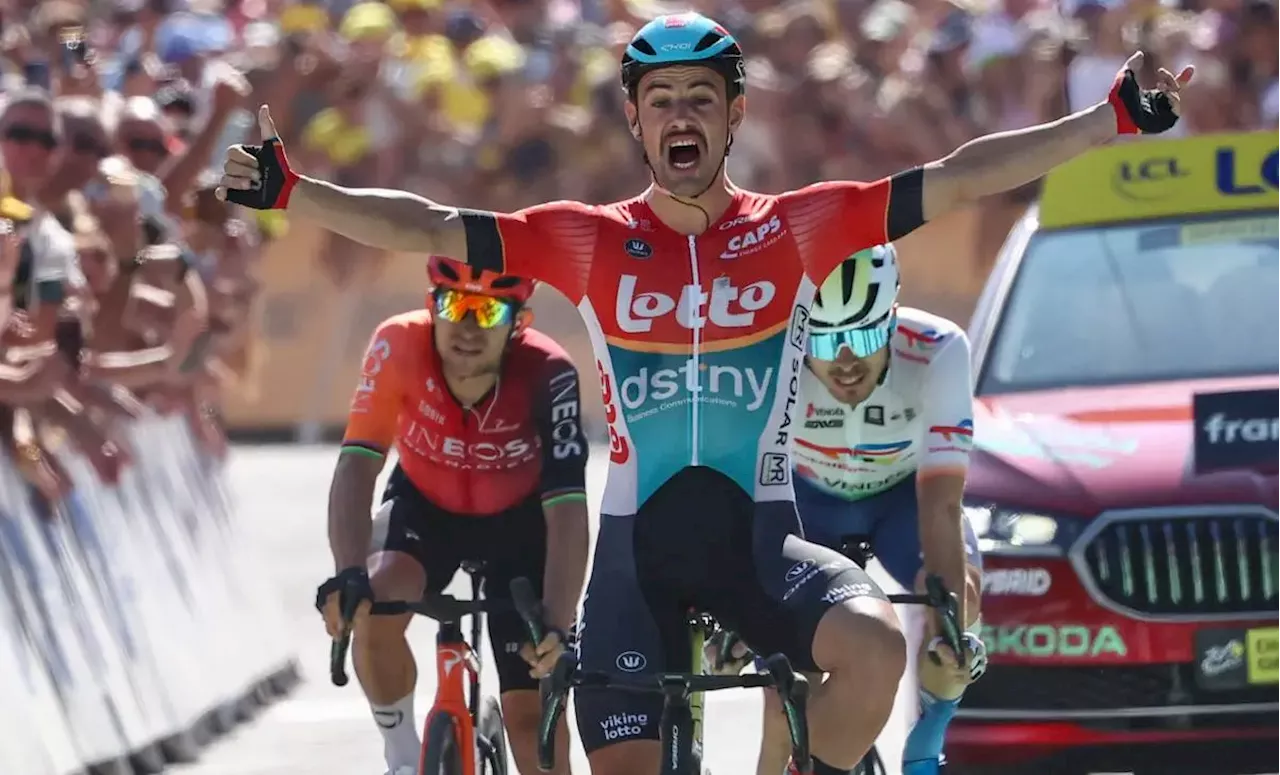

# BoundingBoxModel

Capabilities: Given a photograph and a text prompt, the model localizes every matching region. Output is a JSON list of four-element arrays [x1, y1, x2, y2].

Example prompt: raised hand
[[216, 105, 300, 210], [1108, 51, 1194, 135]]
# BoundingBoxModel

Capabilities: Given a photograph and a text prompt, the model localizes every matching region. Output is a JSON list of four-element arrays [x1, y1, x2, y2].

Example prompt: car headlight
[[964, 503, 1085, 556]]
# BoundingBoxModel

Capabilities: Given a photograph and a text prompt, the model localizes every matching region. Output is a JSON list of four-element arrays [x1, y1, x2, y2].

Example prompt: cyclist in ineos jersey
[[220, 14, 1188, 773], [318, 257, 588, 775], [750, 245, 988, 775]]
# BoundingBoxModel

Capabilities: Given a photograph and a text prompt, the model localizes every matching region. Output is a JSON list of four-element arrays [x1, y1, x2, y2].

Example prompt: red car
[[946, 132, 1278, 775]]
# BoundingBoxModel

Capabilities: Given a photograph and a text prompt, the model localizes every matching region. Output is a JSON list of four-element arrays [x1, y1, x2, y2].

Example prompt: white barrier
[[0, 415, 299, 775]]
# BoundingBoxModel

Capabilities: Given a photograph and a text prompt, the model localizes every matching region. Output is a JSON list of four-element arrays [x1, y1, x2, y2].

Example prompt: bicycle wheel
[[477, 695, 509, 775], [421, 712, 464, 775]]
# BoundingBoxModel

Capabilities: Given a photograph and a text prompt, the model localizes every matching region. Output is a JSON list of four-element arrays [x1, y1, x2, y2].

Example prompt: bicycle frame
[[511, 576, 812, 775], [418, 572, 486, 775], [687, 611, 714, 767]]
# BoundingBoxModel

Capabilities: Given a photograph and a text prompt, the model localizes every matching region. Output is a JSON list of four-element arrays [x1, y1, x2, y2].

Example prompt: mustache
[[662, 129, 706, 144]]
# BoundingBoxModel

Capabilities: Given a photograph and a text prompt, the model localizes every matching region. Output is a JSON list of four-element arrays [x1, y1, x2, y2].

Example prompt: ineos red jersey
[[342, 310, 588, 515], [453, 172, 926, 516]]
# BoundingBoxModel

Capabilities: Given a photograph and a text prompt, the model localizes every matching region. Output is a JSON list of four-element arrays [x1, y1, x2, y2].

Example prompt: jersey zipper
[[687, 234, 700, 466]]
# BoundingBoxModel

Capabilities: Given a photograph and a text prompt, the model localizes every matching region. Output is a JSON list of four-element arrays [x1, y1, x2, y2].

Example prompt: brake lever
[[924, 574, 965, 667], [762, 653, 811, 774], [328, 585, 365, 687], [535, 650, 577, 771]]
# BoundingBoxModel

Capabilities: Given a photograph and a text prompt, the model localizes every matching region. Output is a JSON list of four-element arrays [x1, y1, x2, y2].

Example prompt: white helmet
[[811, 244, 900, 332]]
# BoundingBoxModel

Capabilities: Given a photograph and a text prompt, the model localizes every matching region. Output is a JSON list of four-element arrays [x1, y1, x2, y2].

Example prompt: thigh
[[371, 467, 461, 597], [574, 514, 686, 755], [869, 475, 984, 592], [866, 477, 925, 591], [474, 496, 548, 694], [728, 500, 888, 672]]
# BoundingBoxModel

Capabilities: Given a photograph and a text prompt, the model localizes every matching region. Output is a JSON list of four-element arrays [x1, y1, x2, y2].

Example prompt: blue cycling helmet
[[620, 13, 745, 100]]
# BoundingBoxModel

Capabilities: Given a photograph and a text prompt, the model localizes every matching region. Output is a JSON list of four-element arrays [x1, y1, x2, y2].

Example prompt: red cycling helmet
[[427, 256, 537, 306]]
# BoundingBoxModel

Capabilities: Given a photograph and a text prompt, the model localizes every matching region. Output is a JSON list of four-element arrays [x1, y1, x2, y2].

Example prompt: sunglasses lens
[[806, 318, 893, 360], [433, 289, 516, 329]]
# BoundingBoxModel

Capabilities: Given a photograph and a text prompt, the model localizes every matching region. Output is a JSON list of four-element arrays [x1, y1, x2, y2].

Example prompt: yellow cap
[[278, 4, 330, 35], [0, 196, 33, 222], [339, 2, 398, 40], [463, 36, 525, 80]]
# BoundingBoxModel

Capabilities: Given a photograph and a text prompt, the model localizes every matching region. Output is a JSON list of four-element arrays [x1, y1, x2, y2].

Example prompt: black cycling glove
[[224, 138, 300, 210], [316, 566, 374, 622], [1108, 65, 1180, 135]]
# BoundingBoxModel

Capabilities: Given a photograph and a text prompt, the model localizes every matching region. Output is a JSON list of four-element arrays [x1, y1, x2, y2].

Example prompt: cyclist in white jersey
[[755, 245, 987, 775]]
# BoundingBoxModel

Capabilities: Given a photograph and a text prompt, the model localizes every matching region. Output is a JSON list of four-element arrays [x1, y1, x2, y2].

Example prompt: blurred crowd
[[184, 0, 1275, 213], [1, 0, 266, 502], [0, 0, 1276, 499]]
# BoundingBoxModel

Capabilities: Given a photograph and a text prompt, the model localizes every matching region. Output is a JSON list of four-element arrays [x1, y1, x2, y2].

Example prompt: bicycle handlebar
[[510, 579, 812, 773], [328, 592, 513, 687], [886, 574, 966, 665]]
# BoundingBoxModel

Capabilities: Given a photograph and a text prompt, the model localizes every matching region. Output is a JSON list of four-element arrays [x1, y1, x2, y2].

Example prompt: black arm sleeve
[[886, 167, 926, 242], [534, 352, 588, 502]]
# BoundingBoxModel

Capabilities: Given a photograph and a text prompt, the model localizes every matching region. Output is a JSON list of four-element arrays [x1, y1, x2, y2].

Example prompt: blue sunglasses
[[806, 314, 895, 360]]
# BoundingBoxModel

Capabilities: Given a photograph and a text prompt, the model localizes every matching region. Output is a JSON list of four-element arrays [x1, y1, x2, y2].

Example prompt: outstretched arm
[[287, 176, 468, 257], [790, 53, 1192, 284], [919, 104, 1113, 221], [920, 53, 1193, 220], [217, 107, 595, 299]]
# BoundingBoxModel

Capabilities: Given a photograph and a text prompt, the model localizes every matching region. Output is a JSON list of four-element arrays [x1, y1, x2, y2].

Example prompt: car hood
[[969, 376, 1278, 514]]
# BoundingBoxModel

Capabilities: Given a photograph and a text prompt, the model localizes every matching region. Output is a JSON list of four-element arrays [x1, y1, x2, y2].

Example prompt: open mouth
[[665, 136, 703, 171]]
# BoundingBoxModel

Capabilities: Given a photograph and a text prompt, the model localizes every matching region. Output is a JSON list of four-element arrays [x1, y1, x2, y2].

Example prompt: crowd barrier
[[0, 415, 300, 775]]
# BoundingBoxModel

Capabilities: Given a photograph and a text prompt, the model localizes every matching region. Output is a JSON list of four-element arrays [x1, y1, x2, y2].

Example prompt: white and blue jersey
[[793, 307, 982, 775], [792, 307, 981, 588]]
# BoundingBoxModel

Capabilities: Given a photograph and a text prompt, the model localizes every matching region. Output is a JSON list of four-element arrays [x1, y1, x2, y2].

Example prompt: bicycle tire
[[477, 695, 509, 775], [421, 712, 464, 775]]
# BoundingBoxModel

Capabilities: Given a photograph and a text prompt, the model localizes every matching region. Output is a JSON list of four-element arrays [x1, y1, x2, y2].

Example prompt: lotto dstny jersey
[[794, 307, 975, 501], [457, 172, 926, 515]]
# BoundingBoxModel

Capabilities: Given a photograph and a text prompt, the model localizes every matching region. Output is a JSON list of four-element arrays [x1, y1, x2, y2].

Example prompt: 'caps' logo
[[1110, 156, 1190, 202], [721, 214, 784, 259], [614, 274, 777, 334], [624, 239, 652, 259]]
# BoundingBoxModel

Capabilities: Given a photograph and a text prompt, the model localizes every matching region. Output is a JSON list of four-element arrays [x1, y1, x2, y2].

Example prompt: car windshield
[[981, 213, 1279, 394]]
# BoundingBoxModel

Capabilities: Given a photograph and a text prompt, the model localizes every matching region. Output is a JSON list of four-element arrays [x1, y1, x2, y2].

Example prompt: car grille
[[963, 663, 1275, 713], [1075, 511, 1279, 617]]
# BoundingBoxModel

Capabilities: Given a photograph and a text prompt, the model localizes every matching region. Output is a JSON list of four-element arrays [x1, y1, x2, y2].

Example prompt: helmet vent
[[694, 31, 723, 52], [437, 261, 462, 282], [491, 276, 522, 290], [631, 38, 657, 56]]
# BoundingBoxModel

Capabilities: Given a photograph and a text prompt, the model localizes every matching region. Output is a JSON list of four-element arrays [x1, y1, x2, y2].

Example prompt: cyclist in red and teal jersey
[[220, 13, 1190, 773]]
